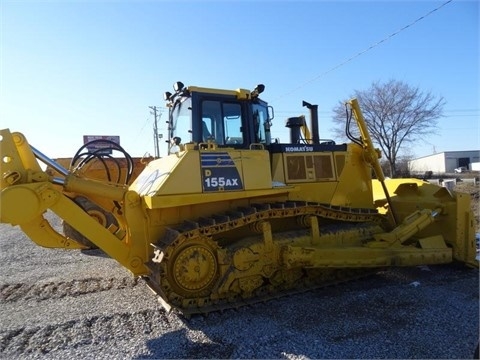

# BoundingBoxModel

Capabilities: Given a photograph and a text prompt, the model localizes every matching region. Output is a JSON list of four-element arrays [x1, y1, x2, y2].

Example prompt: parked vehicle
[[454, 167, 469, 173]]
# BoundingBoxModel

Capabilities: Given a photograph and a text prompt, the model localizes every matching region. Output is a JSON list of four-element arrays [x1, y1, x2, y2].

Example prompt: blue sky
[[1, 0, 478, 159]]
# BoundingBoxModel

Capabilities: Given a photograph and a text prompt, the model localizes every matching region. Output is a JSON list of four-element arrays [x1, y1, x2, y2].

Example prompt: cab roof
[[187, 86, 253, 100]]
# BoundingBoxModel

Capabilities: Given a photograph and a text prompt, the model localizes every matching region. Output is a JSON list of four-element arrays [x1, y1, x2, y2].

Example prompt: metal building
[[408, 150, 480, 175]]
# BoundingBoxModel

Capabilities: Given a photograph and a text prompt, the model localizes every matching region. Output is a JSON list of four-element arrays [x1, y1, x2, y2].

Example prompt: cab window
[[170, 97, 192, 144], [224, 103, 242, 145], [252, 103, 269, 144], [201, 100, 243, 145]]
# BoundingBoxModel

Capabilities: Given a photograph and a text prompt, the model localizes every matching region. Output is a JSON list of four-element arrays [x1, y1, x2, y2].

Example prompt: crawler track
[[146, 201, 384, 315]]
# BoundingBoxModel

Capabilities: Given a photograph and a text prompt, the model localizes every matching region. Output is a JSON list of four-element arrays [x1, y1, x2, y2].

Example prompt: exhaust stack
[[302, 101, 320, 144]]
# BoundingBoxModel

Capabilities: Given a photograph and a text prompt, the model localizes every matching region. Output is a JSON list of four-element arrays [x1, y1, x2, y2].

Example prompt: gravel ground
[[0, 210, 479, 360]]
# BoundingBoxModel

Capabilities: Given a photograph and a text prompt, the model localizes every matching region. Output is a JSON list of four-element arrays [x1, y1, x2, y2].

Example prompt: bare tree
[[332, 80, 445, 177]]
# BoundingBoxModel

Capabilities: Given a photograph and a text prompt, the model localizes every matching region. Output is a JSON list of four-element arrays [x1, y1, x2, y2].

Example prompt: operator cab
[[164, 82, 273, 154]]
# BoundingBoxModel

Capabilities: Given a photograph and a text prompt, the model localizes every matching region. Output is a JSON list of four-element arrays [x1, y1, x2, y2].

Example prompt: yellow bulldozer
[[0, 82, 477, 315]]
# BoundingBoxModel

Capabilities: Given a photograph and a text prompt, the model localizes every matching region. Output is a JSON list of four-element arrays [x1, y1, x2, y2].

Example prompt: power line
[[275, 110, 332, 115], [274, 0, 454, 101], [274, 109, 479, 117], [443, 114, 479, 118], [443, 110, 480, 114], [137, 118, 151, 134], [442, 127, 478, 130], [444, 109, 479, 112]]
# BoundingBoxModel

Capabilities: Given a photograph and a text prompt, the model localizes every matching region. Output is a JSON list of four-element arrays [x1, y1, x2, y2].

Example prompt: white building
[[408, 150, 480, 175]]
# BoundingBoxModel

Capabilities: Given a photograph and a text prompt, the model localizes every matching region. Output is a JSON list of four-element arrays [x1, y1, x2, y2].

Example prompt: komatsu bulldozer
[[0, 82, 477, 315]]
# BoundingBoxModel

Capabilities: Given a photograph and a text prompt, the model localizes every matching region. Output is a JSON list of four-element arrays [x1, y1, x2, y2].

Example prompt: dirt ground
[[1, 217, 478, 359]]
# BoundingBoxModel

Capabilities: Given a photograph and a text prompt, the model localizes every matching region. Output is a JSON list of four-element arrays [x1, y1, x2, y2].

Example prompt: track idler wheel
[[165, 238, 219, 299]]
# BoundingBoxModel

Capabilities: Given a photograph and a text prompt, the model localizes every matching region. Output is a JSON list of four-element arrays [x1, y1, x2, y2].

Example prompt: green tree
[[332, 80, 445, 177]]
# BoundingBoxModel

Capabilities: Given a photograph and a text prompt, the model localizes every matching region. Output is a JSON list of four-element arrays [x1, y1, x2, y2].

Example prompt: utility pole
[[149, 106, 162, 158]]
